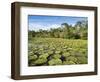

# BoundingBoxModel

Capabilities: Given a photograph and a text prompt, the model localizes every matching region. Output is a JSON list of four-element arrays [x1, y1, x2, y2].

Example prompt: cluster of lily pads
[[28, 38, 87, 66]]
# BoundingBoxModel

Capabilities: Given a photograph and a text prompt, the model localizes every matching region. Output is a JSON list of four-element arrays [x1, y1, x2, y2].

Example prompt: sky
[[28, 15, 87, 31]]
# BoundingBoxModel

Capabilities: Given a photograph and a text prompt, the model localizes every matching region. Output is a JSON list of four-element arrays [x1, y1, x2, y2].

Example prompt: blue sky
[[28, 15, 87, 31]]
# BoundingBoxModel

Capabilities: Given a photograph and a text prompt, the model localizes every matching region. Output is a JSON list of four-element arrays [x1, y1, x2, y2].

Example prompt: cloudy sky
[[28, 15, 87, 31]]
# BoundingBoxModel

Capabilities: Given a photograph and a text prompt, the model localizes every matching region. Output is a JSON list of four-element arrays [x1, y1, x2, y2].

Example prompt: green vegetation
[[28, 20, 88, 66], [28, 21, 88, 40], [28, 38, 87, 66]]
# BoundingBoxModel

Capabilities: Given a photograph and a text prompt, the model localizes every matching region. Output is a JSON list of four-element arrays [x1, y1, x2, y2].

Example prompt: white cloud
[[29, 23, 61, 31], [50, 24, 61, 29]]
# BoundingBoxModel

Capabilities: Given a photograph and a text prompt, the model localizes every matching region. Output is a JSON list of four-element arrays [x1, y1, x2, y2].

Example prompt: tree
[[61, 23, 70, 39], [28, 20, 88, 40]]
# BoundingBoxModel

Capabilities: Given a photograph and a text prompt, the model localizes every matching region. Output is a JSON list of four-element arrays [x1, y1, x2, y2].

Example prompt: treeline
[[28, 20, 88, 40]]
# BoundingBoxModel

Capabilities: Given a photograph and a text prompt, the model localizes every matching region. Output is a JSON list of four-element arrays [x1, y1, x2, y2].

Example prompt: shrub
[[52, 54, 61, 59], [63, 61, 75, 65], [28, 38, 87, 66], [34, 58, 47, 65], [48, 58, 62, 65], [28, 55, 38, 61], [62, 52, 70, 58], [55, 50, 61, 54], [39, 53, 49, 59], [76, 56, 87, 64], [66, 56, 77, 63]]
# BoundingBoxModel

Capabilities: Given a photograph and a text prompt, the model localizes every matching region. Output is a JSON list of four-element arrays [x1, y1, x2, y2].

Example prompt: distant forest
[[28, 20, 88, 40]]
